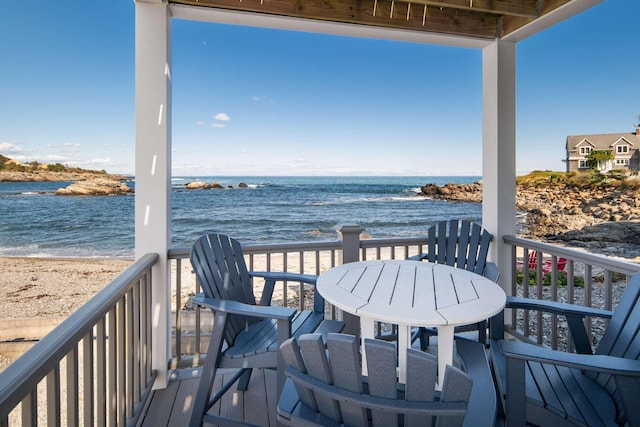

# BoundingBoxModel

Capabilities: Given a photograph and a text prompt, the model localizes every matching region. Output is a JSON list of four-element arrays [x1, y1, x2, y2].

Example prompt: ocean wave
[[311, 195, 426, 205]]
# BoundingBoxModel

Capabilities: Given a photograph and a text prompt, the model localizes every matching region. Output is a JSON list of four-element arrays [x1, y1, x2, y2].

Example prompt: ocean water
[[0, 176, 481, 258]]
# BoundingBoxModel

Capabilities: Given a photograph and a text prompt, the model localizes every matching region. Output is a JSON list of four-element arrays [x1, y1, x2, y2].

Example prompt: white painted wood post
[[134, 0, 172, 389], [338, 224, 364, 336], [482, 40, 517, 302]]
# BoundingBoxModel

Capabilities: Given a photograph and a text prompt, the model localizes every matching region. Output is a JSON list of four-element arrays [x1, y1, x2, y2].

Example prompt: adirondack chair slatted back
[[588, 274, 640, 421], [190, 234, 259, 345], [425, 220, 492, 276], [280, 333, 472, 427]]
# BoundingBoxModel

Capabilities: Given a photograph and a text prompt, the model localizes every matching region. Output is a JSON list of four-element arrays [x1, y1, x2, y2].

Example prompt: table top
[[316, 259, 506, 327]]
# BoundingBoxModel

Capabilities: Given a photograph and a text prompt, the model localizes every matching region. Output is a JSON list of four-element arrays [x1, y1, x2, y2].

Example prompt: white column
[[135, 0, 172, 389], [482, 40, 517, 296]]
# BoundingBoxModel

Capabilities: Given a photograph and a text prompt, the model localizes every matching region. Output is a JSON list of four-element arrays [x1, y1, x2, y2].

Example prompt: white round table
[[316, 259, 506, 385]]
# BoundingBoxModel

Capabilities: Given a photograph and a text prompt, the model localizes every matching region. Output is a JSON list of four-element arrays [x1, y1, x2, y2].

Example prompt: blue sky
[[1, 0, 638, 176]]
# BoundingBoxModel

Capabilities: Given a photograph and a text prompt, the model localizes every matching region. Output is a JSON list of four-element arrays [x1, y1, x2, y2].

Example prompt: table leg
[[360, 317, 375, 376], [397, 325, 410, 383], [437, 325, 455, 389]]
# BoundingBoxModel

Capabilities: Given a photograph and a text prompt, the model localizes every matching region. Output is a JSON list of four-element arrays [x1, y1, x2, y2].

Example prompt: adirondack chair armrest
[[250, 271, 325, 312], [250, 271, 318, 285], [192, 293, 296, 321], [284, 366, 468, 417], [499, 340, 640, 377], [407, 253, 427, 261], [506, 296, 613, 319]]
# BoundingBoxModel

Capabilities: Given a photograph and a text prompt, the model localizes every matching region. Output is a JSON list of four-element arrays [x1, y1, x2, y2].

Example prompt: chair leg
[[236, 368, 253, 391], [478, 320, 487, 346], [190, 311, 228, 427], [419, 327, 430, 351]]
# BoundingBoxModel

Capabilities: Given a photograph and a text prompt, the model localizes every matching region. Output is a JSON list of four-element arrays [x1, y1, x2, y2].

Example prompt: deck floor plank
[[244, 368, 270, 426], [141, 368, 277, 427], [141, 378, 180, 426], [167, 376, 199, 426]]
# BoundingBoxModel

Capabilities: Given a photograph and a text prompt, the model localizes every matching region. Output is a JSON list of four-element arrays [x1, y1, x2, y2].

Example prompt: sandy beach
[[0, 257, 134, 319]]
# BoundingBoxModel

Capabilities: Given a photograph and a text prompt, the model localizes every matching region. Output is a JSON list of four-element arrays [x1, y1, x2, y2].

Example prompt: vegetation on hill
[[516, 169, 640, 191], [0, 154, 107, 175]]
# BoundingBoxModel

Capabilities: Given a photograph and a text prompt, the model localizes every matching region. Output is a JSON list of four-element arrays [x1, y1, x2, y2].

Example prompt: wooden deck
[[140, 368, 278, 427], [138, 337, 504, 427]]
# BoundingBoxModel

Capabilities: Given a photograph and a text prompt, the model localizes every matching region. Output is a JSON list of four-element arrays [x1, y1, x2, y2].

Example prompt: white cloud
[[211, 123, 225, 128], [0, 142, 23, 153], [195, 120, 204, 126], [88, 157, 111, 164], [45, 155, 67, 161], [8, 154, 29, 162], [214, 113, 230, 122], [63, 143, 81, 147]]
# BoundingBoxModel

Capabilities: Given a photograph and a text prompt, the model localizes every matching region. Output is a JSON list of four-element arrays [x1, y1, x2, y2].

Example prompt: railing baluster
[[567, 260, 576, 353], [108, 306, 117, 427], [126, 288, 134, 418], [585, 265, 593, 347], [550, 255, 559, 350], [21, 388, 36, 427], [175, 258, 183, 366], [117, 300, 126, 424], [96, 318, 106, 427], [133, 281, 141, 404], [66, 345, 79, 427], [47, 366, 60, 427], [82, 331, 94, 426]]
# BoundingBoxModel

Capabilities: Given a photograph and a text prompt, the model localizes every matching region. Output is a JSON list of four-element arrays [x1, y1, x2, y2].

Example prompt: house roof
[[168, 0, 601, 43], [566, 132, 640, 151]]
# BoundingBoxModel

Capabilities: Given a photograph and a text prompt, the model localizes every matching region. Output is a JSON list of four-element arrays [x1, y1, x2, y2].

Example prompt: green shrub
[[517, 270, 585, 287]]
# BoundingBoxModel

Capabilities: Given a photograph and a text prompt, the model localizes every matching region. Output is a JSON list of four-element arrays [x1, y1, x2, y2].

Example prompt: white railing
[[0, 254, 158, 427], [4, 229, 638, 424], [503, 235, 640, 351]]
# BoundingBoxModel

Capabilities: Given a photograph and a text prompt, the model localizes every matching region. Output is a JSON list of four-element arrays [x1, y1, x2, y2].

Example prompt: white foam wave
[[312, 195, 424, 205]]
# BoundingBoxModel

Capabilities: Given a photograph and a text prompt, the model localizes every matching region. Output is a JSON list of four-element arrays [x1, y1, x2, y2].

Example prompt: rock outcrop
[[0, 171, 127, 182], [183, 181, 247, 190], [417, 180, 640, 259], [55, 179, 133, 196]]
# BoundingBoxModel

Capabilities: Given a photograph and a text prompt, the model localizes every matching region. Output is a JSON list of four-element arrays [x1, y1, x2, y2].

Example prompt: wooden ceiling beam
[[171, 0, 501, 38], [501, 0, 573, 37]]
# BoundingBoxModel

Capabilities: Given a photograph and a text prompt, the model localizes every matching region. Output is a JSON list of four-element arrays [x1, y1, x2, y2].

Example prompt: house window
[[617, 145, 629, 154], [579, 147, 591, 155], [579, 160, 589, 168], [615, 159, 630, 165]]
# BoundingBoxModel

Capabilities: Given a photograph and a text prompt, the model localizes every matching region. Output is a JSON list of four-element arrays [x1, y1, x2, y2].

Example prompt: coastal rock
[[0, 171, 127, 182], [549, 222, 640, 259], [185, 181, 209, 189], [417, 179, 640, 258], [55, 179, 133, 196], [183, 181, 248, 190], [418, 182, 483, 202]]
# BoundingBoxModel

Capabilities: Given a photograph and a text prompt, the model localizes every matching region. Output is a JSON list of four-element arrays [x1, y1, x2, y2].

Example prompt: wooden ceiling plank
[[170, 0, 500, 38], [397, 0, 538, 18], [171, 0, 537, 17]]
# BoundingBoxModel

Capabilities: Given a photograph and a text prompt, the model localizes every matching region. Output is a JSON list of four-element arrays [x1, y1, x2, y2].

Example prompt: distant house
[[565, 127, 640, 173]]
